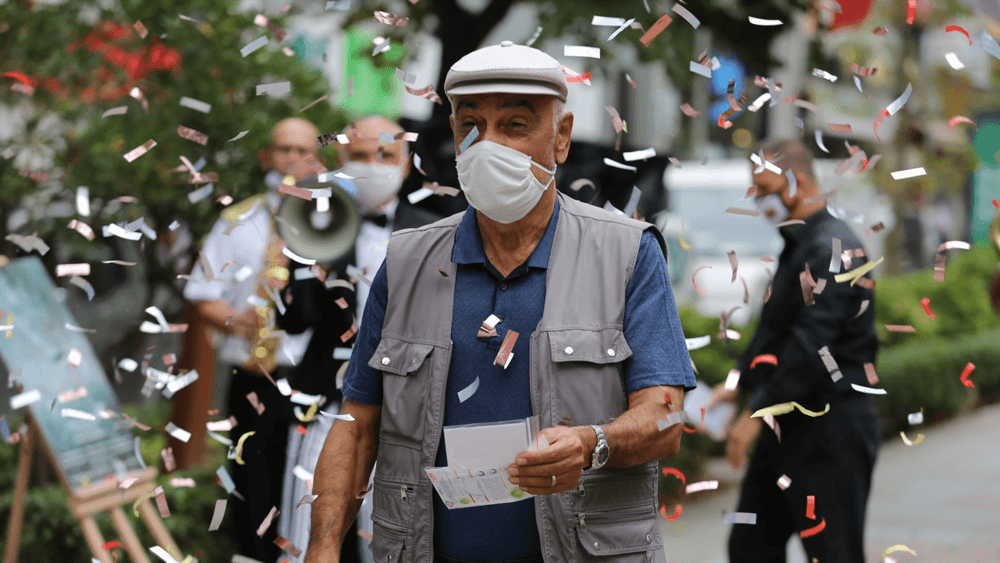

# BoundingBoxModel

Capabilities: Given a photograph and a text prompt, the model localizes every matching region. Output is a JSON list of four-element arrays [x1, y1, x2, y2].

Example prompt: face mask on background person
[[455, 140, 556, 224], [341, 161, 405, 214], [755, 193, 790, 226]]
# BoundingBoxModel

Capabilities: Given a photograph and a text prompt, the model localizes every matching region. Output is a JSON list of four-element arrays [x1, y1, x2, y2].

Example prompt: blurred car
[[659, 158, 892, 327]]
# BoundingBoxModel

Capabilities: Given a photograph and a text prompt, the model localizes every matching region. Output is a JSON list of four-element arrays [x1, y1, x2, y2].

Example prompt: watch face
[[596, 445, 610, 466]]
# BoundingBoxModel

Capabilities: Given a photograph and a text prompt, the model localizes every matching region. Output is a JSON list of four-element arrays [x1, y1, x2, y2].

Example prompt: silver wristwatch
[[589, 425, 609, 470]]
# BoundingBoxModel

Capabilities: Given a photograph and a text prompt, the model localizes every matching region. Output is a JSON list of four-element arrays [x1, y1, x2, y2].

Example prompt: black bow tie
[[363, 214, 390, 228]]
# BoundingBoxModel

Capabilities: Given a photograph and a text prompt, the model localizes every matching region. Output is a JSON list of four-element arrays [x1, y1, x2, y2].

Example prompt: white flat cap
[[445, 41, 568, 102]]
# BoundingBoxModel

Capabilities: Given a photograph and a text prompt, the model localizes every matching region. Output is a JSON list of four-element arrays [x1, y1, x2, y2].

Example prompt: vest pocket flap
[[370, 519, 406, 563], [577, 515, 662, 556], [368, 337, 433, 376], [549, 329, 632, 364]]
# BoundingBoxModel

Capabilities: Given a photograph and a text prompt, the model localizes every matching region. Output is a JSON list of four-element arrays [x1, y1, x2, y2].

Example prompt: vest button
[[607, 348, 616, 357], [594, 542, 600, 550], [381, 357, 390, 366], [565, 347, 574, 355], [646, 534, 651, 543]]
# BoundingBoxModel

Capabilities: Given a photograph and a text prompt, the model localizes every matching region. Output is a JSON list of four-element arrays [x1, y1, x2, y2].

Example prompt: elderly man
[[712, 139, 880, 562], [276, 115, 439, 563], [183, 117, 322, 562], [304, 42, 695, 563]]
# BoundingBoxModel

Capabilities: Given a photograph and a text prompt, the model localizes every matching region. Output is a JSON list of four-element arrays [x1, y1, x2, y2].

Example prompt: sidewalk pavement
[[660, 402, 1000, 563]]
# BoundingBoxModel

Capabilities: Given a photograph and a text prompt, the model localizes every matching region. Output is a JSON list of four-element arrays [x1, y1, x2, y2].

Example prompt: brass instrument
[[989, 209, 1000, 315]]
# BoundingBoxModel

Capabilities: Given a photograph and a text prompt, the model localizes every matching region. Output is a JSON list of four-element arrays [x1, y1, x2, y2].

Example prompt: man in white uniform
[[183, 117, 321, 563], [276, 115, 440, 563]]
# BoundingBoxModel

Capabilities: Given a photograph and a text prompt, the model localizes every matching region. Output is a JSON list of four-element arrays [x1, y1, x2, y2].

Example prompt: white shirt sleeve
[[182, 218, 231, 303]]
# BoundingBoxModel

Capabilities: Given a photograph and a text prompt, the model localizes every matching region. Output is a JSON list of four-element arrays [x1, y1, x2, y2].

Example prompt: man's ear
[[257, 148, 271, 170], [449, 114, 460, 154], [554, 112, 574, 164], [402, 154, 413, 179]]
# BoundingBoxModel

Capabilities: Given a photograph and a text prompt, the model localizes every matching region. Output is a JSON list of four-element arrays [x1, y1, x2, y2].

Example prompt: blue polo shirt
[[343, 199, 695, 563]]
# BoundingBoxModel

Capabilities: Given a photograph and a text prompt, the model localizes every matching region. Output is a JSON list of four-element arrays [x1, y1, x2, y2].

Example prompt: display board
[[0, 256, 143, 494]]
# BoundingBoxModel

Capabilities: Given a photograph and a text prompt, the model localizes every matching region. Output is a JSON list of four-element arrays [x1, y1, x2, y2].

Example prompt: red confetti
[[659, 504, 683, 521], [681, 424, 697, 434], [949, 116, 978, 131], [906, 0, 916, 24], [567, 72, 592, 83], [103, 541, 121, 550], [945, 25, 972, 44], [800, 517, 827, 538], [873, 108, 890, 141], [1, 71, 32, 86], [750, 354, 778, 369], [993, 199, 999, 209], [920, 297, 936, 318], [662, 467, 686, 485], [718, 114, 734, 129], [806, 495, 816, 519], [960, 362, 976, 388], [297, 424, 308, 434]]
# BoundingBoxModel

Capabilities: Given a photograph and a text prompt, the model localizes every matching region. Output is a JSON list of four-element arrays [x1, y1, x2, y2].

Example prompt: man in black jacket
[[275, 115, 440, 563], [713, 139, 881, 562]]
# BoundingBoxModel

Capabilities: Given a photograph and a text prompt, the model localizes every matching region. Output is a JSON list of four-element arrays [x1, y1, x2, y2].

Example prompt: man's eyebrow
[[499, 99, 539, 119], [456, 99, 479, 112]]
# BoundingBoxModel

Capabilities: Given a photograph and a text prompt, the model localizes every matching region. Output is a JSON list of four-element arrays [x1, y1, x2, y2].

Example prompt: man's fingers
[[512, 457, 577, 480]]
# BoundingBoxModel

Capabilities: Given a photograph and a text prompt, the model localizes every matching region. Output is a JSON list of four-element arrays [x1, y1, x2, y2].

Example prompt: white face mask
[[341, 161, 405, 214], [755, 193, 790, 226], [456, 140, 556, 224]]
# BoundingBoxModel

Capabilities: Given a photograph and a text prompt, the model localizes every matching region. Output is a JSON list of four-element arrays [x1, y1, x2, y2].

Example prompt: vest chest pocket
[[369, 337, 434, 450], [547, 329, 633, 426], [575, 508, 662, 563]]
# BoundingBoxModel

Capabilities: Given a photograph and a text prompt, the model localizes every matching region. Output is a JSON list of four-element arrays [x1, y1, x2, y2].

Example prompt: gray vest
[[366, 192, 667, 563]]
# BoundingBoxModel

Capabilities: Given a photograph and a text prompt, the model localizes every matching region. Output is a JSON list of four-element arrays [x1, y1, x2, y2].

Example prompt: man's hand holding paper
[[508, 425, 592, 495]]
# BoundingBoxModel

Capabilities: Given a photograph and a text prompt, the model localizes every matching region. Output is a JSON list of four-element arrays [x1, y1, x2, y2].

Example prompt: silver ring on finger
[[551, 475, 557, 487]]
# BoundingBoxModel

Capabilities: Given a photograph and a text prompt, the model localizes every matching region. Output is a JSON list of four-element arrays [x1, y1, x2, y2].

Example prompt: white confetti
[[209, 499, 227, 531], [777, 474, 792, 489], [749, 152, 782, 174], [76, 186, 91, 216], [187, 184, 214, 203], [564, 45, 601, 58], [149, 546, 180, 563], [851, 383, 887, 395], [101, 106, 128, 118], [945, 52, 965, 69], [591, 16, 627, 26], [56, 263, 90, 277], [890, 167, 926, 180], [165, 422, 191, 443], [179, 96, 212, 113], [11, 389, 42, 410], [685, 480, 719, 493], [282, 246, 316, 265], [61, 408, 97, 421], [685, 335, 711, 350], [689, 61, 712, 78], [163, 370, 199, 399], [748, 17, 782, 25], [907, 410, 923, 425], [623, 148, 657, 161], [603, 158, 638, 171], [241, 36, 268, 57], [724, 511, 758, 524], [457, 376, 480, 403], [671, 4, 701, 28], [256, 81, 291, 96], [228, 130, 250, 142], [319, 411, 356, 421], [886, 83, 912, 116], [723, 369, 741, 391]]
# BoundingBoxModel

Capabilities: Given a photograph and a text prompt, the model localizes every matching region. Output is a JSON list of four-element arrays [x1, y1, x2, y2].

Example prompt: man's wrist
[[575, 426, 599, 467]]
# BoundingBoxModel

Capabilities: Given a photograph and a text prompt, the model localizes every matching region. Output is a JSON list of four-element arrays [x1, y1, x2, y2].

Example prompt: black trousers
[[728, 395, 880, 563], [227, 366, 291, 562]]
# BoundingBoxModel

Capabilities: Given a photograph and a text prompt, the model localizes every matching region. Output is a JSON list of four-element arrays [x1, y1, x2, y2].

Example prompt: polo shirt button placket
[[499, 282, 507, 291]]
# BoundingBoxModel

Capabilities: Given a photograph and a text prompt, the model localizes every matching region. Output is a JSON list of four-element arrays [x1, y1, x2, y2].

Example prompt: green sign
[[339, 27, 405, 119], [0, 257, 143, 493]]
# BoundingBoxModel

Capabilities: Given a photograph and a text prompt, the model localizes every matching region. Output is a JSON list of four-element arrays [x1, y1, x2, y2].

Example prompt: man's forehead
[[454, 93, 551, 112]]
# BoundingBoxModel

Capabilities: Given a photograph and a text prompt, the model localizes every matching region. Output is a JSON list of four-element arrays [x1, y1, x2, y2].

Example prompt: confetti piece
[[939, 240, 970, 252], [980, 31, 1000, 60], [149, 546, 179, 563], [70, 276, 96, 301], [750, 152, 782, 174], [241, 35, 268, 57], [777, 475, 792, 490], [275, 536, 302, 557], [374, 10, 409, 27], [812, 69, 838, 82], [685, 335, 710, 350], [656, 411, 686, 430], [834, 256, 883, 286], [494, 330, 519, 369], [748, 17, 782, 25], [672, 4, 700, 28], [662, 467, 686, 484], [750, 354, 777, 369], [235, 431, 256, 465], [691, 265, 712, 295], [133, 20, 148, 38], [900, 431, 924, 446], [906, 0, 916, 23], [884, 325, 916, 333], [945, 52, 965, 69], [11, 389, 41, 410], [886, 83, 912, 116], [851, 383, 887, 395], [907, 409, 923, 425], [623, 148, 656, 161], [723, 369, 741, 391], [561, 65, 592, 86], [873, 26, 888, 34], [177, 125, 208, 145], [154, 486, 170, 517], [592, 16, 627, 26], [257, 82, 291, 96], [208, 499, 227, 531], [257, 506, 279, 537], [564, 45, 601, 58], [165, 422, 191, 443], [606, 18, 636, 41], [805, 495, 816, 519], [216, 466, 236, 494], [891, 167, 926, 180], [752, 402, 830, 418], [959, 362, 975, 388], [917, 297, 936, 318], [179, 96, 211, 113], [850, 63, 878, 77], [124, 139, 157, 162], [882, 545, 916, 558], [640, 14, 673, 46], [457, 377, 480, 403], [479, 314, 501, 339], [102, 106, 128, 119], [800, 517, 826, 538], [685, 480, 718, 493], [724, 512, 758, 524], [61, 408, 96, 421], [828, 123, 852, 134], [458, 125, 479, 153], [604, 158, 637, 171], [679, 103, 700, 117], [67, 220, 95, 241], [56, 263, 90, 277], [660, 504, 683, 520], [859, 362, 878, 386], [282, 246, 316, 265]]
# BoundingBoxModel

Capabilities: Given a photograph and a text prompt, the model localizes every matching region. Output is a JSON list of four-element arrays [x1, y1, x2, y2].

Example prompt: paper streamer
[[833, 256, 884, 286], [882, 545, 916, 558], [235, 431, 256, 465], [671, 4, 700, 28], [900, 431, 924, 446], [751, 402, 830, 418], [800, 517, 826, 538], [723, 512, 758, 524], [208, 499, 227, 531], [685, 480, 718, 494], [240, 36, 268, 57], [179, 96, 211, 113], [959, 362, 976, 388], [165, 422, 191, 443]]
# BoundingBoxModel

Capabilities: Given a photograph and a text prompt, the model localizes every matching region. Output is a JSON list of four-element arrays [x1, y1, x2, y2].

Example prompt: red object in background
[[750, 354, 778, 369], [828, 0, 875, 31], [662, 467, 686, 485], [920, 297, 936, 318], [800, 517, 827, 538], [659, 504, 683, 521], [960, 362, 976, 388]]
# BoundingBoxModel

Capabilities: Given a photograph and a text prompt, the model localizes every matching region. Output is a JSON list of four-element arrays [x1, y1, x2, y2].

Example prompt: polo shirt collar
[[779, 206, 830, 245], [452, 197, 560, 269]]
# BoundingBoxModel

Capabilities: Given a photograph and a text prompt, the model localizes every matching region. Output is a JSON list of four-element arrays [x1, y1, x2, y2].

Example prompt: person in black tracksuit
[[712, 139, 881, 562]]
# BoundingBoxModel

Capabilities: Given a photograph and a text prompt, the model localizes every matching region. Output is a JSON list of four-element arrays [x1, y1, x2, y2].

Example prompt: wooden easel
[[3, 413, 182, 563]]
